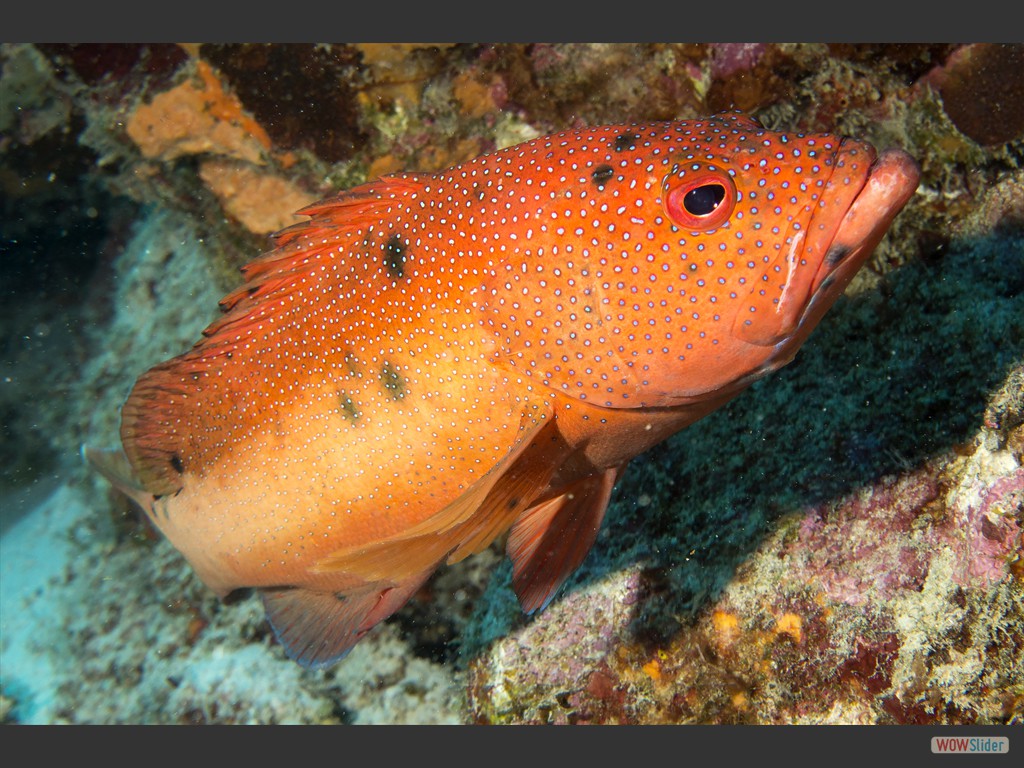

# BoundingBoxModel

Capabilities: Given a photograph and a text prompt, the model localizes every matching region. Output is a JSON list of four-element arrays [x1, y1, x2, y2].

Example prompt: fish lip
[[808, 146, 921, 298], [756, 144, 920, 378], [770, 138, 876, 338], [803, 140, 876, 287]]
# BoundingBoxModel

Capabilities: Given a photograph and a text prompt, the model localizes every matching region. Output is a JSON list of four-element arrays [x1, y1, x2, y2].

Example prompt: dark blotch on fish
[[384, 234, 406, 279], [338, 392, 361, 422], [614, 133, 639, 152], [825, 244, 851, 266], [592, 165, 614, 187], [381, 361, 407, 400]]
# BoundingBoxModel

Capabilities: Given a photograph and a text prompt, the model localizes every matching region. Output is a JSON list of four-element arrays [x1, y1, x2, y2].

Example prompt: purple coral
[[709, 43, 767, 81]]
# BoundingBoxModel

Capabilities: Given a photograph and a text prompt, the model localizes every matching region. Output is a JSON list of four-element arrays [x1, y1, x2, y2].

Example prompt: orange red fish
[[88, 112, 919, 668]]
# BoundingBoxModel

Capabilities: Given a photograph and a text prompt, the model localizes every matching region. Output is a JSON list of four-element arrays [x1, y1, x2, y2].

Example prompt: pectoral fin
[[507, 466, 620, 614], [313, 403, 568, 583], [261, 570, 431, 669]]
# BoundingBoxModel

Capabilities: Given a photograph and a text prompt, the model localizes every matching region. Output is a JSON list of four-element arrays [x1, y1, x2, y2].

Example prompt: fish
[[86, 112, 920, 669]]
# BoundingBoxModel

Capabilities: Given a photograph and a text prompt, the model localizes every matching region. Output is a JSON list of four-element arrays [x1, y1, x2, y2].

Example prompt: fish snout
[[730, 136, 878, 348], [809, 146, 921, 295], [775, 144, 920, 362]]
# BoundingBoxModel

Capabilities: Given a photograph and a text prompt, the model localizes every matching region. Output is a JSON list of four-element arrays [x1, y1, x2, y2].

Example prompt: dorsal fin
[[208, 176, 424, 340], [120, 175, 425, 495]]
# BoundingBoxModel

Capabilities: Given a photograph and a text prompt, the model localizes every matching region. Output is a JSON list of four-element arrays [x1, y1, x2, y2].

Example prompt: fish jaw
[[766, 147, 921, 370], [655, 139, 918, 406], [810, 147, 921, 301], [726, 144, 919, 387], [733, 137, 879, 347]]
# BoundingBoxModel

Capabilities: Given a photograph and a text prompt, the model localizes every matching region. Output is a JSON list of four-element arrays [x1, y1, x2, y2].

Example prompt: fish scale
[[87, 111, 920, 668]]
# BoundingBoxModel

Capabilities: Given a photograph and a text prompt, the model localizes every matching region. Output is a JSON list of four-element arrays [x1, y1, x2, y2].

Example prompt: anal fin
[[261, 571, 430, 669], [507, 466, 620, 614]]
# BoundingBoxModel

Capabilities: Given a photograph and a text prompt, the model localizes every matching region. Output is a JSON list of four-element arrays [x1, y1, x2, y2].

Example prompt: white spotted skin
[[469, 115, 883, 406], [120, 112, 919, 597]]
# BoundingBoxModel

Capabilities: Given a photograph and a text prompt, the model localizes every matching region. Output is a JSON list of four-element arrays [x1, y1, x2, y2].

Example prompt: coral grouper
[[87, 112, 920, 668]]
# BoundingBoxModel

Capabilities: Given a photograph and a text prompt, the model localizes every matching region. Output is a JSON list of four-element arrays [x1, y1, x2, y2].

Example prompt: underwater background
[[0, 42, 1021, 724]]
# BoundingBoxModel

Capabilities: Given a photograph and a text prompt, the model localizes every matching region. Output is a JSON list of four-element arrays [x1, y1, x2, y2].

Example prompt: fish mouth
[[738, 142, 919, 382], [808, 145, 921, 300], [736, 140, 919, 351], [783, 142, 920, 343]]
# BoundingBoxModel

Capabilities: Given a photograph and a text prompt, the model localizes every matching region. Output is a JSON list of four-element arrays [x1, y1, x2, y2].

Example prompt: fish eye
[[664, 169, 737, 231], [683, 184, 726, 216]]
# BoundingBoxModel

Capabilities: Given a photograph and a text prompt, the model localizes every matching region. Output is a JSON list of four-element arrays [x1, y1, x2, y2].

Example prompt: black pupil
[[683, 184, 726, 216]]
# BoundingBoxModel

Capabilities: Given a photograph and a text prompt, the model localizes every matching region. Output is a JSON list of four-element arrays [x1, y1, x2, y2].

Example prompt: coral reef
[[202, 44, 367, 165], [124, 59, 271, 165], [197, 160, 317, 235], [1, 42, 1021, 724]]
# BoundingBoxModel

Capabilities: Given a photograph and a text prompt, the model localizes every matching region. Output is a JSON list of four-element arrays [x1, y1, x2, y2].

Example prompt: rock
[[198, 160, 317, 235], [935, 44, 1024, 146]]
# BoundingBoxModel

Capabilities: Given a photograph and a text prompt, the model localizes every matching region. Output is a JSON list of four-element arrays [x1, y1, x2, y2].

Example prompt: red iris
[[664, 170, 736, 231]]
